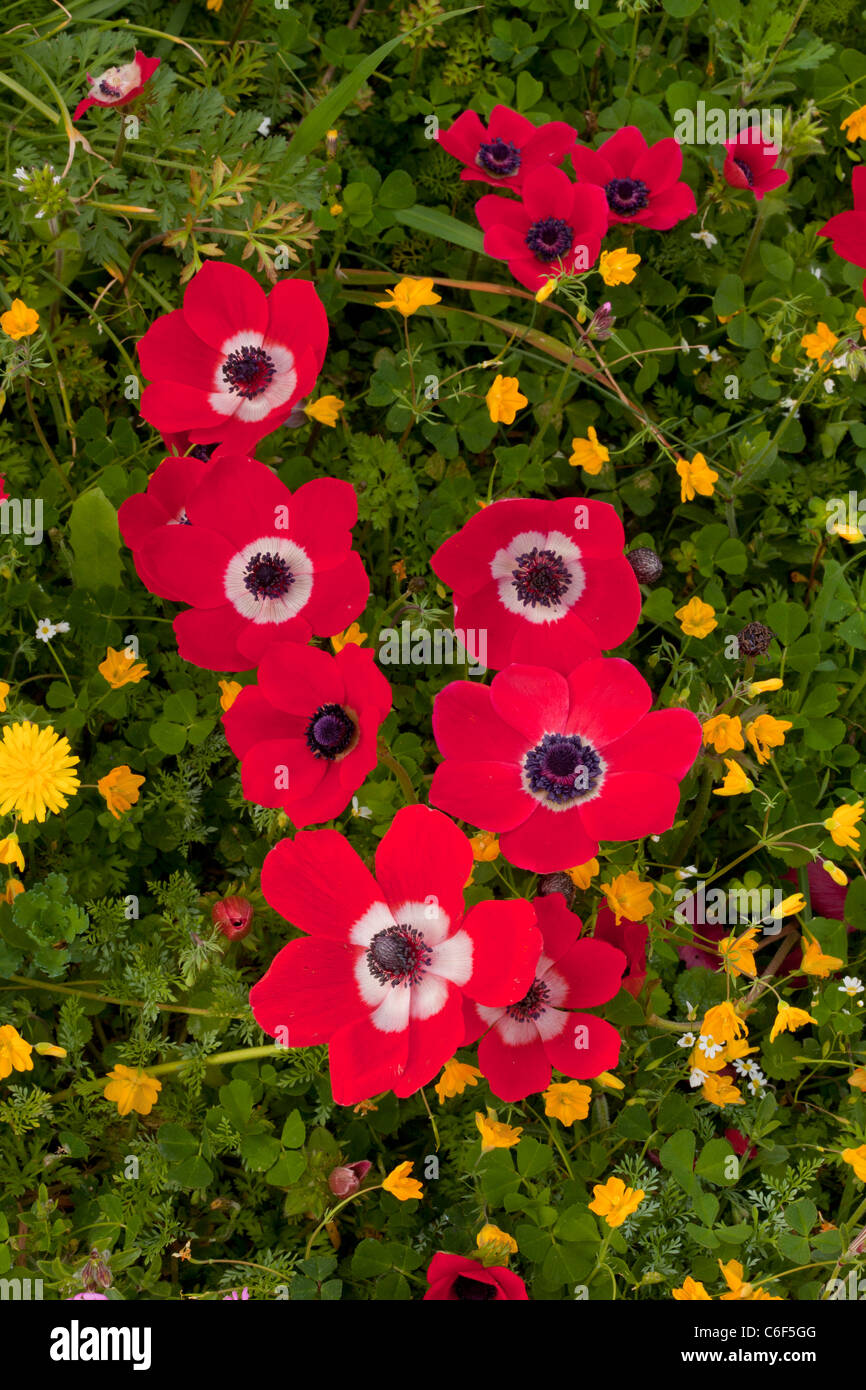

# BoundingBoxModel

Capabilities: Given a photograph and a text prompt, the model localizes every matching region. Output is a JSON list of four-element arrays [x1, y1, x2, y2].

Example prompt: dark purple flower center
[[305, 703, 356, 760], [732, 157, 754, 186], [243, 550, 293, 600], [476, 138, 521, 177], [453, 1274, 497, 1301], [604, 177, 650, 215], [98, 80, 122, 98], [524, 732, 603, 805], [511, 547, 572, 609], [190, 443, 217, 462], [525, 216, 574, 263], [507, 976, 551, 1023], [221, 344, 276, 399], [366, 924, 432, 987]]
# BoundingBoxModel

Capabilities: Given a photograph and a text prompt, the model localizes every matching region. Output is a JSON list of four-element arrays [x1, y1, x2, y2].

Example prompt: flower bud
[[588, 301, 615, 340], [626, 547, 663, 584], [737, 622, 774, 657], [328, 1160, 372, 1197], [212, 895, 253, 941], [537, 872, 576, 907]]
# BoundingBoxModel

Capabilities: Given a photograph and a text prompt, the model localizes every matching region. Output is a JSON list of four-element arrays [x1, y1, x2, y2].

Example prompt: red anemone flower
[[430, 658, 702, 873], [250, 805, 542, 1105], [464, 893, 624, 1101], [570, 125, 696, 230], [137, 261, 328, 458], [73, 51, 160, 121], [722, 130, 788, 201], [437, 105, 576, 190], [819, 166, 866, 270], [223, 642, 391, 827], [475, 166, 608, 290], [593, 902, 648, 998], [133, 454, 369, 671], [429, 496, 641, 672], [424, 1252, 528, 1301], [118, 454, 213, 599]]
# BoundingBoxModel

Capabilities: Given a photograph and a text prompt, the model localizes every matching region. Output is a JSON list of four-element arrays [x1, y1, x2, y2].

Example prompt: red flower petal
[[261, 829, 385, 939], [489, 664, 570, 742], [460, 898, 541, 1005], [499, 803, 597, 873], [554, 937, 626, 1008], [429, 759, 535, 832], [182, 261, 269, 351], [478, 1025, 551, 1102], [375, 805, 472, 927], [543, 1011, 622, 1078], [565, 657, 652, 747], [249, 936, 364, 1045], [433, 680, 529, 764]]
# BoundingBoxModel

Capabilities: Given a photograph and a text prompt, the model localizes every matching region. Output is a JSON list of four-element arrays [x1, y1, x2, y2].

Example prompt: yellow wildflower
[[0, 299, 39, 340], [702, 1072, 744, 1106], [675, 452, 718, 503], [598, 248, 640, 286], [34, 1041, 66, 1058], [824, 801, 863, 850], [305, 395, 344, 427], [702, 713, 744, 753], [475, 1110, 522, 1151], [713, 759, 754, 796], [375, 277, 441, 317], [673, 1276, 712, 1300], [566, 858, 599, 889], [382, 1161, 423, 1201], [801, 322, 838, 369], [218, 679, 243, 713], [543, 1080, 591, 1125], [331, 623, 367, 653], [476, 1224, 518, 1255], [485, 374, 527, 425], [98, 646, 149, 689], [843, 1145, 866, 1181], [103, 1064, 162, 1117], [535, 278, 557, 303], [0, 681, 9, 712], [569, 426, 609, 475], [768, 892, 806, 920], [0, 834, 24, 873], [769, 1002, 817, 1043], [748, 678, 783, 695], [0, 1024, 33, 1078], [0, 721, 80, 823], [601, 871, 654, 924], [435, 1058, 482, 1103], [719, 1259, 782, 1301], [701, 1001, 747, 1045], [800, 935, 843, 978], [745, 714, 791, 765], [848, 1068, 866, 1092], [588, 1175, 645, 1228], [822, 860, 848, 887], [98, 765, 145, 820], [675, 596, 717, 639], [841, 106, 866, 142], [718, 924, 761, 978], [4, 879, 24, 904], [469, 831, 499, 862], [595, 1072, 625, 1090]]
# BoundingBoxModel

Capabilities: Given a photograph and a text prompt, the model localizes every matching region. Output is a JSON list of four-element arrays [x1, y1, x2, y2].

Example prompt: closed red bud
[[328, 1160, 372, 1197], [212, 896, 253, 941]]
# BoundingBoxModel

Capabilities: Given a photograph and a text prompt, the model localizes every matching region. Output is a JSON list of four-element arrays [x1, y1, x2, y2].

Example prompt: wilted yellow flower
[[830, 521, 865, 542], [0, 1024, 33, 1078], [376, 277, 441, 317], [675, 452, 718, 503], [800, 935, 843, 978], [331, 623, 367, 652], [745, 714, 791, 765], [435, 1058, 482, 1103], [566, 858, 599, 889], [0, 834, 24, 873], [0, 681, 9, 712], [569, 426, 609, 475], [305, 395, 344, 427], [0, 721, 80, 823], [476, 1224, 518, 1255], [748, 678, 783, 695], [595, 1071, 625, 1090], [801, 322, 838, 369], [98, 765, 145, 820], [719, 1259, 782, 1301], [673, 1276, 712, 1300], [475, 1110, 522, 1151], [218, 679, 243, 713], [822, 860, 848, 887], [842, 106, 866, 141], [702, 1072, 744, 1106], [543, 1081, 591, 1125], [4, 879, 24, 905], [98, 646, 149, 689], [824, 801, 863, 850], [103, 1064, 161, 1117], [842, 1145, 866, 1181], [713, 759, 754, 797], [598, 248, 640, 286], [34, 1041, 66, 1058], [769, 1002, 817, 1043], [588, 1175, 645, 1228], [718, 924, 760, 978], [1, 299, 39, 340], [382, 1161, 423, 1201], [601, 871, 654, 924], [535, 278, 557, 303], [469, 831, 499, 862], [848, 1068, 866, 1092], [702, 713, 744, 753], [485, 374, 527, 425], [675, 596, 717, 638], [768, 892, 806, 920], [702, 1001, 747, 1045]]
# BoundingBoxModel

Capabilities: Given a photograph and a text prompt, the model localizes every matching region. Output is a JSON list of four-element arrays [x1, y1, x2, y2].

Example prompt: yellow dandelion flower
[[0, 721, 80, 823]]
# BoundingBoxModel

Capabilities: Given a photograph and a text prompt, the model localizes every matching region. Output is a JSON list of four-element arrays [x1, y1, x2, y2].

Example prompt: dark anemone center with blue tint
[[511, 546, 572, 610], [366, 924, 432, 988], [98, 79, 122, 98], [305, 703, 356, 760], [732, 157, 754, 186], [221, 344, 276, 399], [604, 177, 650, 215], [524, 732, 603, 805], [243, 550, 293, 601], [190, 443, 218, 462], [476, 138, 521, 177], [525, 217, 574, 263], [453, 1275, 497, 1300], [507, 977, 551, 1024]]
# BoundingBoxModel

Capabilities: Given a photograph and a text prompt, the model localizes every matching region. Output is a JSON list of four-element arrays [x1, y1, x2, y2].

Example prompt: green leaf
[[393, 204, 484, 253], [266, 1151, 306, 1187], [695, 1138, 739, 1185], [157, 1124, 198, 1162], [713, 274, 745, 318], [69, 487, 121, 591], [149, 720, 187, 756], [240, 1132, 282, 1172], [219, 1078, 253, 1130], [172, 1155, 213, 1189], [281, 1109, 305, 1148]]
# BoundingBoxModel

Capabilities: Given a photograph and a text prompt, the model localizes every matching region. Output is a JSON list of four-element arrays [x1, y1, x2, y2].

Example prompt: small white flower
[[698, 1034, 725, 1059], [14, 166, 28, 182], [685, 1000, 697, 1021], [823, 378, 835, 394], [747, 1076, 766, 1097], [780, 398, 800, 415], [34, 210, 44, 219], [677, 1032, 697, 1049], [691, 230, 718, 249], [733, 1058, 750, 1076], [679, 338, 690, 353], [257, 117, 272, 136], [689, 1068, 708, 1088], [697, 345, 722, 363], [841, 976, 864, 997], [35, 618, 56, 642], [351, 796, 371, 820], [813, 267, 822, 279], [54, 621, 70, 634]]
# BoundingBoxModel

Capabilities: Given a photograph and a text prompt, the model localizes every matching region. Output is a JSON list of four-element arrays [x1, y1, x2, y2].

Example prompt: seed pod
[[627, 547, 663, 584]]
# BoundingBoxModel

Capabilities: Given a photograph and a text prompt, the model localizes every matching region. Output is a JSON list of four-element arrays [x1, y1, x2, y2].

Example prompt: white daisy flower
[[689, 1068, 708, 1088], [698, 1034, 724, 1059], [691, 230, 718, 249], [841, 976, 864, 997], [35, 618, 57, 642], [677, 1032, 697, 1049]]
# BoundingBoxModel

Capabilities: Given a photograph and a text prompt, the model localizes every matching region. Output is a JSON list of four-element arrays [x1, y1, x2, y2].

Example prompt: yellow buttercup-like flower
[[98, 646, 149, 689], [485, 374, 527, 425], [1, 299, 39, 340], [824, 801, 863, 850], [218, 679, 243, 713], [841, 106, 866, 142], [566, 858, 599, 889], [769, 1002, 817, 1043], [469, 831, 499, 862], [675, 596, 717, 639], [702, 713, 744, 753], [305, 395, 344, 427], [718, 924, 761, 978], [375, 277, 441, 318], [476, 1224, 518, 1255], [435, 1058, 482, 1103], [800, 934, 843, 978], [801, 322, 838, 369], [331, 623, 367, 653], [0, 680, 10, 712], [569, 426, 609, 475], [601, 870, 654, 924], [0, 833, 25, 873], [0, 1024, 34, 1078], [842, 1145, 866, 1181], [475, 1110, 522, 1151], [0, 721, 80, 823], [701, 1001, 747, 1045], [543, 1081, 591, 1125], [98, 765, 145, 820], [34, 1041, 66, 1058], [718, 1259, 782, 1301], [675, 452, 718, 503], [745, 714, 791, 765], [598, 248, 640, 286], [713, 759, 754, 796], [103, 1064, 162, 1117], [702, 1072, 744, 1106], [849, 1068, 866, 1091], [382, 1161, 423, 1201], [672, 1276, 712, 1300], [588, 1175, 645, 1228], [4, 879, 24, 905]]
